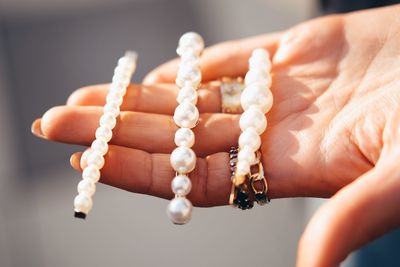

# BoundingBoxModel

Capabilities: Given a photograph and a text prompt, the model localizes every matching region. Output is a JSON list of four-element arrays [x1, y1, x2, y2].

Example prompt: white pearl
[[173, 102, 199, 128], [249, 56, 271, 72], [170, 146, 196, 174], [114, 65, 131, 76], [171, 175, 192, 196], [80, 149, 92, 169], [239, 127, 261, 151], [166, 197, 192, 224], [99, 114, 116, 129], [180, 52, 200, 67], [82, 164, 101, 182], [241, 84, 273, 113], [251, 48, 270, 60], [110, 83, 127, 95], [123, 50, 138, 63], [238, 146, 257, 165], [244, 69, 272, 87], [104, 103, 120, 118], [95, 126, 113, 142], [77, 179, 96, 196], [174, 128, 195, 147], [239, 107, 267, 135], [91, 139, 108, 155], [118, 56, 135, 69], [177, 32, 204, 56], [236, 160, 250, 176], [74, 194, 93, 214], [112, 73, 130, 85], [106, 91, 123, 106], [112, 79, 129, 89], [177, 86, 198, 105], [176, 66, 202, 88], [87, 151, 105, 169]]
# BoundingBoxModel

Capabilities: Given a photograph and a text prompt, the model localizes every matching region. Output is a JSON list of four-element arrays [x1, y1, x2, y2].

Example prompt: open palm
[[32, 5, 400, 267]]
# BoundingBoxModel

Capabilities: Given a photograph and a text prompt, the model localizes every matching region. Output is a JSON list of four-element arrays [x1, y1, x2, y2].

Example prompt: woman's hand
[[31, 4, 400, 267]]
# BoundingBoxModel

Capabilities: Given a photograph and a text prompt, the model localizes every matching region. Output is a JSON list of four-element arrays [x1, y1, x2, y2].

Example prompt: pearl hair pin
[[73, 51, 138, 219], [167, 32, 204, 224], [234, 48, 273, 186]]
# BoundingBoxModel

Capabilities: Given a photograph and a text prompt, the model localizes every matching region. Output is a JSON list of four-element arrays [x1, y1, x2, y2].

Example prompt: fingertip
[[70, 152, 83, 171], [31, 118, 45, 139], [142, 72, 160, 85]]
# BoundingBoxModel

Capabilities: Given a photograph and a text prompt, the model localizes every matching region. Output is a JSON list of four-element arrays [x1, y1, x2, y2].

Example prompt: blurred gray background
[[0, 0, 354, 266]]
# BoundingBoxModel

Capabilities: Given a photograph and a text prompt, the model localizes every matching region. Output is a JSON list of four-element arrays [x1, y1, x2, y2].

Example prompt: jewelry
[[229, 147, 254, 210], [249, 160, 270, 205], [167, 32, 204, 225], [220, 77, 245, 114], [234, 48, 273, 187], [73, 51, 137, 219]]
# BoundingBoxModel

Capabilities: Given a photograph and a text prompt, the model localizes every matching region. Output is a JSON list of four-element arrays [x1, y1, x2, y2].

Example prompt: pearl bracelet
[[234, 48, 273, 186], [73, 51, 138, 219], [167, 32, 204, 225]]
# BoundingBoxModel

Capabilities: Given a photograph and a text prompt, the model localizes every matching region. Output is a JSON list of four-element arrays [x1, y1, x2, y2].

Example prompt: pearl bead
[[112, 73, 130, 85], [174, 128, 195, 147], [238, 146, 257, 165], [251, 48, 270, 60], [241, 84, 273, 113], [95, 126, 113, 142], [249, 56, 271, 72], [177, 32, 204, 56], [173, 102, 199, 128], [77, 179, 96, 196], [239, 127, 261, 151], [118, 56, 135, 69], [166, 197, 192, 225], [106, 91, 123, 106], [180, 52, 200, 67], [74, 194, 93, 214], [236, 160, 250, 176], [112, 79, 129, 88], [87, 151, 105, 169], [244, 69, 272, 87], [177, 86, 198, 105], [176, 66, 202, 88], [170, 146, 196, 174], [114, 65, 131, 76], [82, 164, 101, 182], [110, 84, 127, 95], [99, 114, 116, 129], [171, 175, 192, 196], [104, 104, 120, 118], [91, 139, 108, 155], [80, 149, 92, 169], [239, 107, 267, 135]]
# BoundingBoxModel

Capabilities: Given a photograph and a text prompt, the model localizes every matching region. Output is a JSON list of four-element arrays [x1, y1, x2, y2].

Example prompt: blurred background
[[0, 0, 397, 266]]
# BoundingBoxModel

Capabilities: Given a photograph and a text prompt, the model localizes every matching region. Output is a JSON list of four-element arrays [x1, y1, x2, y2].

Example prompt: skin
[[31, 5, 400, 267]]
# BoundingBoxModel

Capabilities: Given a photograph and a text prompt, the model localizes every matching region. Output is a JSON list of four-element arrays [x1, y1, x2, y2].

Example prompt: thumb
[[297, 116, 400, 267], [298, 161, 400, 267], [143, 33, 282, 84]]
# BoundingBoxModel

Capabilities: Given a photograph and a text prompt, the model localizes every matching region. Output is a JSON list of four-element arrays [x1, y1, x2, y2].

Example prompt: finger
[[40, 105, 240, 157], [297, 158, 400, 266], [70, 145, 231, 207], [67, 83, 222, 115], [143, 33, 282, 84]]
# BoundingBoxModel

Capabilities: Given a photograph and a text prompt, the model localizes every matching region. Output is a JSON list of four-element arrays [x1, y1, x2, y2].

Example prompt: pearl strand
[[73, 51, 138, 219], [234, 48, 273, 185], [167, 32, 204, 224]]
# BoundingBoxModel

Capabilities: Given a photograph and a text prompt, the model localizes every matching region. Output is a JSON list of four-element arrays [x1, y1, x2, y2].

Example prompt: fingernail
[[70, 152, 83, 171], [31, 118, 45, 139]]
